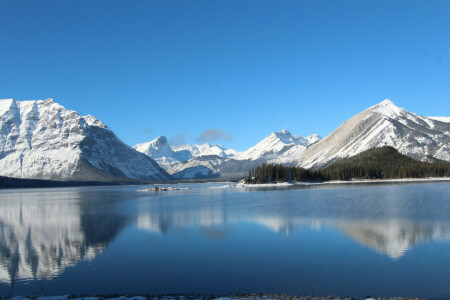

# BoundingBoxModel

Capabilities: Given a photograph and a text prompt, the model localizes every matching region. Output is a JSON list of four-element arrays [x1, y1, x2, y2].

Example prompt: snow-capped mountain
[[168, 155, 226, 179], [0, 99, 171, 181], [167, 99, 449, 179], [3, 98, 447, 182], [133, 136, 237, 170], [134, 136, 174, 158], [133, 136, 178, 169], [235, 130, 320, 161], [168, 130, 321, 179], [298, 99, 450, 168], [173, 143, 237, 160]]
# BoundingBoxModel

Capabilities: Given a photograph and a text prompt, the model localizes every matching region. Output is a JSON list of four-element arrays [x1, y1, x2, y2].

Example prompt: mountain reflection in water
[[135, 199, 450, 259], [0, 182, 449, 297], [0, 187, 130, 284]]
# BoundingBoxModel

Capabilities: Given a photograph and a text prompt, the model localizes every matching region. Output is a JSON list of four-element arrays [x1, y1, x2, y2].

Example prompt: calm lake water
[[1, 182, 450, 298]]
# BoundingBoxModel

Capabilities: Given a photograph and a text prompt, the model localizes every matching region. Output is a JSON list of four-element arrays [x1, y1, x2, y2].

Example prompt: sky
[[1, 0, 449, 151]]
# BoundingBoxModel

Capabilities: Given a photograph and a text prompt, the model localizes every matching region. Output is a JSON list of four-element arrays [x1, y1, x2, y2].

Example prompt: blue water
[[0, 182, 449, 298]]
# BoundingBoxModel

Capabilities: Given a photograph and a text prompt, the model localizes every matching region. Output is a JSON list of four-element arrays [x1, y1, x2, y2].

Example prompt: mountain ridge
[[297, 99, 450, 168], [0, 98, 171, 182], [1, 98, 449, 182], [168, 99, 449, 179]]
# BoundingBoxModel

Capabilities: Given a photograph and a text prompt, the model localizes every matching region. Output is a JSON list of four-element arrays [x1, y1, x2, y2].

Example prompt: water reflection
[[0, 183, 449, 295], [137, 209, 450, 259], [337, 220, 450, 259], [133, 183, 450, 259], [0, 188, 129, 285]]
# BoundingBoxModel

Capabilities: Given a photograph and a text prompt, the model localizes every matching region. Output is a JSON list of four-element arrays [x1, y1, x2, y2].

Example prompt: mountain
[[168, 99, 449, 179], [244, 147, 449, 184], [322, 146, 450, 180], [133, 136, 237, 170], [235, 129, 320, 162], [298, 99, 450, 168], [133, 136, 178, 170], [0, 99, 171, 181], [169, 130, 321, 179], [173, 143, 237, 160]]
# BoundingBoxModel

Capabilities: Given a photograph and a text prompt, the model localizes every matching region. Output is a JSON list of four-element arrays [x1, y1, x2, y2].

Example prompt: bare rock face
[[0, 98, 171, 181]]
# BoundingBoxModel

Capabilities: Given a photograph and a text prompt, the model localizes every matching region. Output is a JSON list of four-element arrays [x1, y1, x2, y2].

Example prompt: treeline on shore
[[244, 146, 450, 184]]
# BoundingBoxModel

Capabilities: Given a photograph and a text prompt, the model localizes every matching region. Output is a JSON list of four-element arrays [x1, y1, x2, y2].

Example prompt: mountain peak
[[372, 99, 404, 118], [306, 134, 321, 144], [271, 129, 293, 139], [154, 136, 168, 144], [380, 99, 394, 105]]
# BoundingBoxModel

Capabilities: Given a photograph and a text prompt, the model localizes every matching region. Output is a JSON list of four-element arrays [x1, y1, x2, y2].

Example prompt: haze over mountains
[[0, 98, 449, 181]]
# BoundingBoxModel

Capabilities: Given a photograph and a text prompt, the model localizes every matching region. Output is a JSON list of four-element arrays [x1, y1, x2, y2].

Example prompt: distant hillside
[[323, 146, 450, 180], [244, 147, 450, 183]]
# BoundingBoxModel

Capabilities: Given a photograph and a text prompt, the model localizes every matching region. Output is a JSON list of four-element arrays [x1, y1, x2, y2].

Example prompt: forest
[[244, 146, 450, 184]]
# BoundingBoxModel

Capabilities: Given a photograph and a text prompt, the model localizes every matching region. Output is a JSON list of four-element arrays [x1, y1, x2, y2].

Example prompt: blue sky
[[1, 0, 449, 151]]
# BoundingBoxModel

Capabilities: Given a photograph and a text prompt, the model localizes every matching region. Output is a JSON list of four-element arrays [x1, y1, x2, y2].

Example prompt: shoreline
[[237, 177, 450, 188], [3, 294, 427, 300]]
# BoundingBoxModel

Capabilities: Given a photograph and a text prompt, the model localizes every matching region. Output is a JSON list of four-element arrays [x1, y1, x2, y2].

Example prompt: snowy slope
[[133, 136, 178, 169], [173, 143, 237, 160], [169, 130, 321, 179], [235, 130, 320, 161], [428, 116, 450, 123], [299, 99, 450, 168], [134, 136, 238, 170], [169, 99, 449, 179], [0, 99, 171, 181]]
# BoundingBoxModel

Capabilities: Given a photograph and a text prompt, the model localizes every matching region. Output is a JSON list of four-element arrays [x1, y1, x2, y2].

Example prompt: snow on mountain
[[235, 129, 320, 161], [168, 155, 228, 178], [173, 143, 237, 160], [0, 98, 171, 181], [133, 136, 178, 169], [305, 133, 321, 145], [134, 136, 238, 170], [168, 99, 449, 179], [298, 99, 450, 168], [134, 136, 173, 158], [428, 116, 450, 123], [169, 130, 321, 179]]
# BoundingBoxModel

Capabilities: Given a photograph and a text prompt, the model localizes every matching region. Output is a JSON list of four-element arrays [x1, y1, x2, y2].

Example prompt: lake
[[0, 182, 450, 298]]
